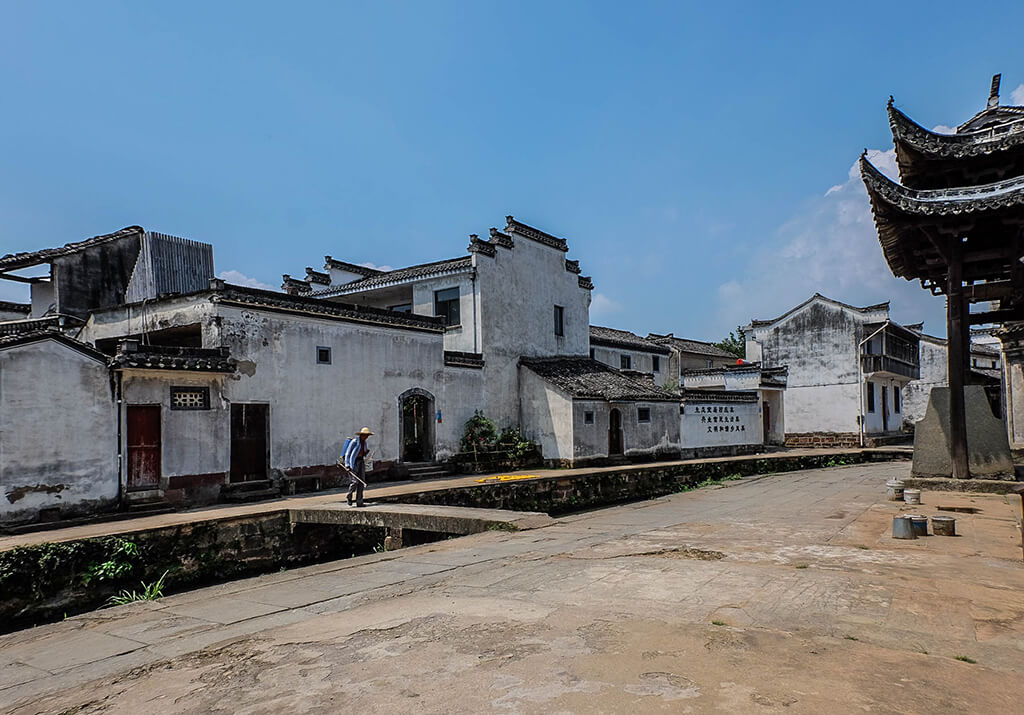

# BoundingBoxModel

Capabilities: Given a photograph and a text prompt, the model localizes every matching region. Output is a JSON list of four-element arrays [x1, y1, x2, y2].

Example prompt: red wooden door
[[127, 405, 161, 490]]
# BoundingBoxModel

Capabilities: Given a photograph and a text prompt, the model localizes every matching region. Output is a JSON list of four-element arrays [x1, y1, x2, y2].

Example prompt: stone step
[[221, 487, 281, 503]]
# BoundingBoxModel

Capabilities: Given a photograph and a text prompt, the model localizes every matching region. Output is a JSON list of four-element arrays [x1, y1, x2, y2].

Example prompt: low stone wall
[[785, 432, 861, 448], [380, 450, 904, 516], [901, 477, 1023, 494], [0, 512, 381, 634]]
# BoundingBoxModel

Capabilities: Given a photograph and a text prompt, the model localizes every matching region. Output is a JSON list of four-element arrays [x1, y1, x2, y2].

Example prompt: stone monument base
[[912, 385, 1015, 479]]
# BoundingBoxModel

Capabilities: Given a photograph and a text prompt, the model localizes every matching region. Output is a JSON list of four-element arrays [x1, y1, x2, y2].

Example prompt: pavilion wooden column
[[947, 236, 970, 479]]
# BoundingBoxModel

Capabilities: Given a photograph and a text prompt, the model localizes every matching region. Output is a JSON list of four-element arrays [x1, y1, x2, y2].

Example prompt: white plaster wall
[[517, 367, 573, 461], [591, 345, 661, 375], [784, 383, 860, 433], [681, 401, 760, 448], [903, 338, 946, 425], [216, 305, 482, 467], [0, 340, 116, 522], [862, 378, 905, 433], [80, 295, 218, 346], [477, 238, 591, 428], [410, 273, 479, 354], [569, 400, 609, 461], [620, 401, 680, 457], [30, 281, 55, 318], [762, 389, 785, 443], [1006, 361, 1024, 448], [120, 372, 231, 479], [752, 299, 873, 434]]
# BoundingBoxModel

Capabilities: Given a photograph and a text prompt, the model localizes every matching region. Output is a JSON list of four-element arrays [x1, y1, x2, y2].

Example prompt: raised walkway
[[0, 446, 908, 552]]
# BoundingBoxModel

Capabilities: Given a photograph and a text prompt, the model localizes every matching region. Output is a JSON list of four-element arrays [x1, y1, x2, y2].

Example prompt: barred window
[[170, 386, 210, 410]]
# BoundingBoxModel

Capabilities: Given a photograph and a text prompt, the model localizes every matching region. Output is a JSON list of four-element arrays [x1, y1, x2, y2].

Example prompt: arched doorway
[[608, 408, 623, 455], [399, 388, 435, 462]]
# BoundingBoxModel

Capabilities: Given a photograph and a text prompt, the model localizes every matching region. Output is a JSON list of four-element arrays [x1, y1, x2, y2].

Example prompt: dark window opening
[[638, 407, 651, 423], [866, 382, 875, 413], [894, 386, 901, 413], [170, 386, 210, 410], [584, 411, 595, 424], [389, 303, 412, 313], [589, 347, 595, 359], [317, 346, 332, 364], [434, 287, 460, 325], [652, 356, 660, 372], [554, 305, 564, 336], [620, 355, 632, 370]]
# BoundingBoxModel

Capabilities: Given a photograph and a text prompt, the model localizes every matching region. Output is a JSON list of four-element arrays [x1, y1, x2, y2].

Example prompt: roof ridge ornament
[[988, 73, 1001, 109]]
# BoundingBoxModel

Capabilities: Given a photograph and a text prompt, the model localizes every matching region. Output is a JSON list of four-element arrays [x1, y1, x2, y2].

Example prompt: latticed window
[[170, 386, 210, 410]]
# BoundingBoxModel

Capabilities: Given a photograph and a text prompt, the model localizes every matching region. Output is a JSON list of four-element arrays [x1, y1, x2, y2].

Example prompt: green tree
[[715, 326, 745, 359]]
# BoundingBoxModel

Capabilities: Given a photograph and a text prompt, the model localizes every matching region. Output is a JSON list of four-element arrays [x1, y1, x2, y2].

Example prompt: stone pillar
[[384, 527, 404, 551], [996, 322, 1024, 450]]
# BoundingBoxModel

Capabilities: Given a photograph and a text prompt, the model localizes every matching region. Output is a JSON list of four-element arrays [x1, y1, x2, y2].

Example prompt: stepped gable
[[520, 356, 677, 402]]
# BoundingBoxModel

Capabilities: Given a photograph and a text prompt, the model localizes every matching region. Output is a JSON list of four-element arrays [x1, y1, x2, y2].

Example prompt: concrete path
[[0, 446, 907, 552], [3, 460, 1023, 713]]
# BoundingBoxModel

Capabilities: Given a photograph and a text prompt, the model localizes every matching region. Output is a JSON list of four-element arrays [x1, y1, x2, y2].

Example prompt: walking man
[[344, 427, 373, 507]]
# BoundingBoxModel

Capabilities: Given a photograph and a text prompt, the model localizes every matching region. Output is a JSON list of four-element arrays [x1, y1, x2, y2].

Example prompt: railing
[[860, 354, 920, 379]]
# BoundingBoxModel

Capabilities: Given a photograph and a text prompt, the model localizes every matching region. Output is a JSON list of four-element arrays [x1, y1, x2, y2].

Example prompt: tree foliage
[[715, 326, 745, 359]]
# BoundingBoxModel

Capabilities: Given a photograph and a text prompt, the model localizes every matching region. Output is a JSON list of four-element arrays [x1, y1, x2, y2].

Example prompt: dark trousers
[[347, 463, 365, 505]]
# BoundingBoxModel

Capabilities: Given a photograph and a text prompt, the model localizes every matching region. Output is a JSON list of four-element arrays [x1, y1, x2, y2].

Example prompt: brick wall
[[784, 432, 861, 448]]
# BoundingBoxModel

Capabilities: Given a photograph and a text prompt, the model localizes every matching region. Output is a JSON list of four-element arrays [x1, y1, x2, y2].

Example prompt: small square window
[[584, 411, 595, 424], [620, 355, 632, 370], [638, 407, 651, 423], [317, 346, 332, 364], [554, 305, 565, 337], [652, 356, 660, 372], [434, 287, 460, 325], [170, 386, 210, 410]]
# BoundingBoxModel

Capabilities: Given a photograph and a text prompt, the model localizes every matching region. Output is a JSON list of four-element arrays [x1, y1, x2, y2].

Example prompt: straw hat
[[357, 427, 374, 436]]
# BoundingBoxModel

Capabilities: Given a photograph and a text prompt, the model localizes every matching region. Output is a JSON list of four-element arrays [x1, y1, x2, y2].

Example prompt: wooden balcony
[[860, 353, 920, 380]]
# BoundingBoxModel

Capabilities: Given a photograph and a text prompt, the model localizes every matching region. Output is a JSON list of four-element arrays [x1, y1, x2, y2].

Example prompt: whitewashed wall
[[0, 340, 116, 523], [681, 400, 761, 447], [478, 236, 591, 429]]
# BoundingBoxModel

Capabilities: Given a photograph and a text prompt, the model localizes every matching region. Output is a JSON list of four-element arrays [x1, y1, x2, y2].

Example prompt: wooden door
[[230, 404, 269, 482], [762, 401, 771, 444], [126, 405, 161, 490], [608, 408, 623, 455]]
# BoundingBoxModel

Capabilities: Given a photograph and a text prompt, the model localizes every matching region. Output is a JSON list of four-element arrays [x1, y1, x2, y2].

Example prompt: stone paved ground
[[3, 461, 1023, 714]]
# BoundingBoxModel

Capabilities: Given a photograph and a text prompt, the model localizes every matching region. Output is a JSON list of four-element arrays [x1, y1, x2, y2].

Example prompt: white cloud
[[359, 261, 394, 272], [715, 149, 946, 336], [931, 124, 956, 134], [1012, 83, 1024, 106], [590, 292, 623, 318], [218, 270, 276, 292]]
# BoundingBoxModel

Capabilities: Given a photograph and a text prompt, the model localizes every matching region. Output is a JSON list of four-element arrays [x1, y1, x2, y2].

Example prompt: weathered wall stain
[[5, 483, 68, 503]]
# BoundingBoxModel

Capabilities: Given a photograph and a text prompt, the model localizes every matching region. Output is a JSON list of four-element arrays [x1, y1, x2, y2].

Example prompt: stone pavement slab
[[4, 460, 1024, 713]]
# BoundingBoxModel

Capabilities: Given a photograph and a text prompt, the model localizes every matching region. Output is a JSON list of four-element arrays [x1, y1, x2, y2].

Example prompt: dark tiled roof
[[0, 226, 143, 271], [0, 329, 106, 361], [889, 102, 1024, 160], [312, 256, 472, 297], [590, 326, 671, 355], [111, 344, 236, 373], [681, 389, 759, 404], [215, 285, 446, 333], [646, 332, 736, 358], [0, 300, 30, 314], [505, 216, 568, 252], [746, 293, 890, 328], [444, 350, 485, 369], [971, 366, 1002, 381], [323, 257, 384, 277], [520, 356, 677, 402], [0, 315, 84, 336]]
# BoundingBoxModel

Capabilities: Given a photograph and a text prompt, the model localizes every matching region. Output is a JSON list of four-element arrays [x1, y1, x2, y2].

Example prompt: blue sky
[[3, 1, 1023, 340]]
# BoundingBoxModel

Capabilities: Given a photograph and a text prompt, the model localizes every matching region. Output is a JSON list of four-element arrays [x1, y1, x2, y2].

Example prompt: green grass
[[954, 655, 976, 664], [843, 635, 859, 641], [107, 570, 168, 606], [711, 620, 726, 626], [857, 545, 870, 550], [794, 564, 809, 569]]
